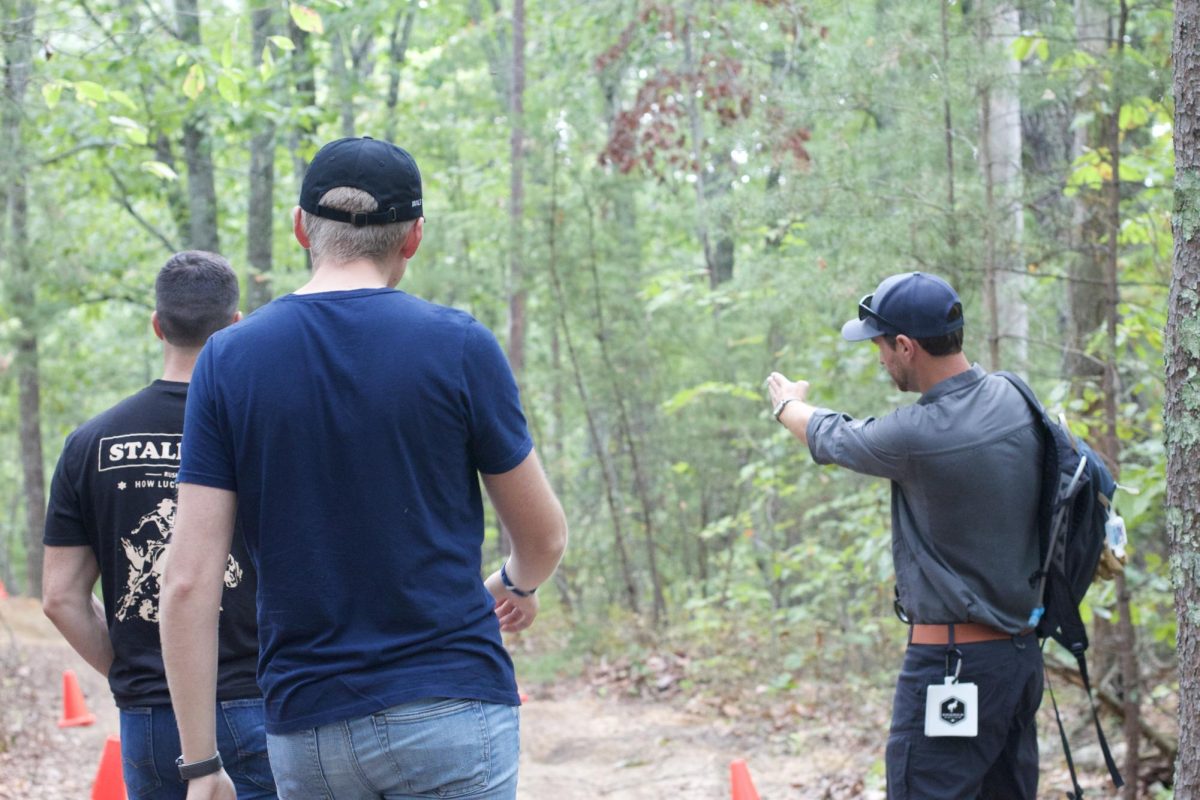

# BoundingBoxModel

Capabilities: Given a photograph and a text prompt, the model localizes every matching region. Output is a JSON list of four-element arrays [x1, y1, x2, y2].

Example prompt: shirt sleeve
[[806, 407, 909, 481], [462, 322, 534, 475], [177, 342, 237, 491], [43, 437, 90, 547]]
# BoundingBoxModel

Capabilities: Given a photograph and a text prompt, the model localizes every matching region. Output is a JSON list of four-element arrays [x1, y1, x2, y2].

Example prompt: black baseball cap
[[841, 272, 964, 341], [299, 136, 423, 226]]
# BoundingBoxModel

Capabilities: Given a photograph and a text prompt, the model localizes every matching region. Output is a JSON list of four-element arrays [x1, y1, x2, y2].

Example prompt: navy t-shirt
[[178, 288, 533, 734], [43, 381, 260, 708]]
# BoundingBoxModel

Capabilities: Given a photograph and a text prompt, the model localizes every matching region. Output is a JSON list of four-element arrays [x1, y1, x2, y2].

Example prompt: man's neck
[[915, 353, 972, 394], [294, 258, 396, 294], [160, 346, 201, 383]]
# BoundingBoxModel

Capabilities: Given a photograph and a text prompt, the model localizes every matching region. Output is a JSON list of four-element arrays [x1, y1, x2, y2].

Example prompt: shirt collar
[[918, 363, 987, 405]]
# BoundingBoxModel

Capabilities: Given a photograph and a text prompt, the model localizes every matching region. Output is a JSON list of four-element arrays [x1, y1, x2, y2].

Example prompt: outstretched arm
[[766, 372, 817, 446], [160, 482, 237, 800], [42, 546, 113, 676], [482, 448, 568, 633]]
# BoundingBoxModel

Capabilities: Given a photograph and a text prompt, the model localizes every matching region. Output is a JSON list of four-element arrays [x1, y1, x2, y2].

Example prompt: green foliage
[[0, 1, 1179, 737]]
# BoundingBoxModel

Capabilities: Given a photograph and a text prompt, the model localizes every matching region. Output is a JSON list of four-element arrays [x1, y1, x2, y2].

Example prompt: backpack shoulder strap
[[994, 370, 1045, 421]]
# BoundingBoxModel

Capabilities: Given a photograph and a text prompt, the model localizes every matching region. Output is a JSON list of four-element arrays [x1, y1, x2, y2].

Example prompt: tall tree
[[176, 0, 219, 252], [978, 2, 1027, 371], [246, 3, 276, 311], [3, 0, 41, 596], [507, 0, 526, 380], [1168, 1, 1200, 793]]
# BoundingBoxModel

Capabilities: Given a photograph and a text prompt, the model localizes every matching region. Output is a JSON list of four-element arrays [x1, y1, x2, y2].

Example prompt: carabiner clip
[[944, 647, 963, 683]]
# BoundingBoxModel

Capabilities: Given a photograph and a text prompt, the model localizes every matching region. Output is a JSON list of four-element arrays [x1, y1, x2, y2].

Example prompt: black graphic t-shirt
[[44, 381, 259, 708]]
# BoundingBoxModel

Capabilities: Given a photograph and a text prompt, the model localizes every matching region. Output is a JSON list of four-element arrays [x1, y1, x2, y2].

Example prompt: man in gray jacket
[[766, 272, 1044, 799]]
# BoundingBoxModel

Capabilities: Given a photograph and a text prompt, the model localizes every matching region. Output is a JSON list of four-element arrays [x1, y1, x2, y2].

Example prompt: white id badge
[[924, 677, 978, 737]]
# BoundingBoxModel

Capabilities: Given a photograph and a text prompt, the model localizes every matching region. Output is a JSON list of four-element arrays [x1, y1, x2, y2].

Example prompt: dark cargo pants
[[885, 633, 1043, 800]]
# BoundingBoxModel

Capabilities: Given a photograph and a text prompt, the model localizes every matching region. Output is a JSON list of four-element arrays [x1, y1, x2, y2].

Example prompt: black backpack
[[998, 371, 1124, 798]]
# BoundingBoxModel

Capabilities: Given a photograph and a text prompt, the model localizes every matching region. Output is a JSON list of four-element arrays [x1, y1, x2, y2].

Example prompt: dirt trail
[[0, 596, 875, 799], [0, 595, 1123, 799]]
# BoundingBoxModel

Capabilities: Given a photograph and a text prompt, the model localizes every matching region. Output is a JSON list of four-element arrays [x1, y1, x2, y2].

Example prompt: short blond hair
[[302, 187, 416, 265]]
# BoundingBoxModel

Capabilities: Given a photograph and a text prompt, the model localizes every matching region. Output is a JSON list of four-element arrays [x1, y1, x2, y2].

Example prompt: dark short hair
[[154, 251, 239, 347], [884, 303, 964, 356]]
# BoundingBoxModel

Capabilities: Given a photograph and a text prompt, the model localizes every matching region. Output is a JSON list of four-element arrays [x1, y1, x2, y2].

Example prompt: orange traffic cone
[[58, 669, 97, 728], [730, 759, 761, 800], [91, 735, 127, 800]]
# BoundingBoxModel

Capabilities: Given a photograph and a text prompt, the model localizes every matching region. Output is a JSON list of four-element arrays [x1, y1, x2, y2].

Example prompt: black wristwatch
[[500, 562, 537, 598], [176, 752, 223, 781]]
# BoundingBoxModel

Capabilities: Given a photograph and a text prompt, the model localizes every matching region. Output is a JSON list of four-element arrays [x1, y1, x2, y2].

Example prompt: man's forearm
[[160, 576, 223, 762], [777, 400, 817, 447], [161, 483, 237, 764], [45, 594, 114, 676]]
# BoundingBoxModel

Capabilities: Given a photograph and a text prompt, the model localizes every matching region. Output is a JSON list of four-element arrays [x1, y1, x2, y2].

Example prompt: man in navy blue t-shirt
[[160, 137, 568, 800]]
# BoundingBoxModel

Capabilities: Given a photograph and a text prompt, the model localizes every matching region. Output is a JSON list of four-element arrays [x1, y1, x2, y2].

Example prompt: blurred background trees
[[0, 0, 1188, 792]]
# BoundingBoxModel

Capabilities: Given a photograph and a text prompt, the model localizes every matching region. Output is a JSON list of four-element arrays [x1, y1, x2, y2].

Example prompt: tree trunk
[[1167, 2, 1200, 794], [506, 0, 526, 380], [246, 3, 276, 311], [329, 29, 355, 138], [288, 17, 316, 184], [979, 3, 1026, 372], [1103, 6, 1140, 795], [682, 1, 734, 288], [4, 0, 41, 597], [581, 195, 666, 626], [546, 149, 639, 616], [176, 0, 218, 252], [382, 7, 417, 144]]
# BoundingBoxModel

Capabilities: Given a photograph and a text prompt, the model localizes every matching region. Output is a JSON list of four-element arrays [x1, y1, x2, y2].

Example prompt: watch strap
[[773, 397, 798, 421], [500, 562, 536, 598], [176, 752, 223, 781]]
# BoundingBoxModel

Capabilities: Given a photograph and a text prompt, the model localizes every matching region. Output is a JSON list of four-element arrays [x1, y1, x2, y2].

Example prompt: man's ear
[[401, 217, 424, 259], [151, 311, 165, 342], [292, 206, 311, 249], [894, 334, 919, 360]]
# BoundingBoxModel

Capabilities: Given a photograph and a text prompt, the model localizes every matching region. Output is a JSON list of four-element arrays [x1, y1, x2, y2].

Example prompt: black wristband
[[500, 562, 537, 598], [176, 752, 223, 781]]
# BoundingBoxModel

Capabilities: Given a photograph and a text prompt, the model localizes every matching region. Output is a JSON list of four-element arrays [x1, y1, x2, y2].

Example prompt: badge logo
[[940, 696, 967, 725]]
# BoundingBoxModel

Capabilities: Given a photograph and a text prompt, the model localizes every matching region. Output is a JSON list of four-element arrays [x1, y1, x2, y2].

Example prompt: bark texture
[[1168, 2, 1200, 794], [246, 3, 276, 312], [4, 0, 42, 596]]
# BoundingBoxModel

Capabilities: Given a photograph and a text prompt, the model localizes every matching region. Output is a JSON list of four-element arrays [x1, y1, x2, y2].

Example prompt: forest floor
[[0, 594, 1148, 799]]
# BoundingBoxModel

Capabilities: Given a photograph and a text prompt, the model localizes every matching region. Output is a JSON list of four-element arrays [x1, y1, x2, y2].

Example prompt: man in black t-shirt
[[43, 252, 276, 799]]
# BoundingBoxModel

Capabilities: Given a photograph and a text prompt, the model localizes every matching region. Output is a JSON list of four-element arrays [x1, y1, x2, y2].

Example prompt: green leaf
[[217, 73, 241, 104], [221, 39, 234, 70], [42, 82, 63, 109], [109, 89, 138, 111], [183, 64, 205, 100], [74, 81, 108, 104], [107, 115, 144, 131], [141, 160, 179, 181], [260, 45, 276, 80], [1011, 35, 1033, 62], [289, 3, 324, 34], [1035, 38, 1049, 61], [268, 35, 295, 51]]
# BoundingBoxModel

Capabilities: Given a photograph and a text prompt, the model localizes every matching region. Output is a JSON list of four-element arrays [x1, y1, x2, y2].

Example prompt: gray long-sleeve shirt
[[806, 364, 1042, 633]]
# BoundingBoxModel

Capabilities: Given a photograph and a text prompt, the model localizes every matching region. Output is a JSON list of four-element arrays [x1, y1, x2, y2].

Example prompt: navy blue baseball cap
[[300, 136, 423, 226], [841, 272, 964, 341]]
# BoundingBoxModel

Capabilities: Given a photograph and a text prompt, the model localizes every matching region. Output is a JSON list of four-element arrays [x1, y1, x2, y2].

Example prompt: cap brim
[[841, 317, 886, 342]]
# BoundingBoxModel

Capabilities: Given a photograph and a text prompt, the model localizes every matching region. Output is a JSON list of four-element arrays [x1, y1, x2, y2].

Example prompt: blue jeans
[[266, 699, 520, 800], [119, 698, 277, 799]]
